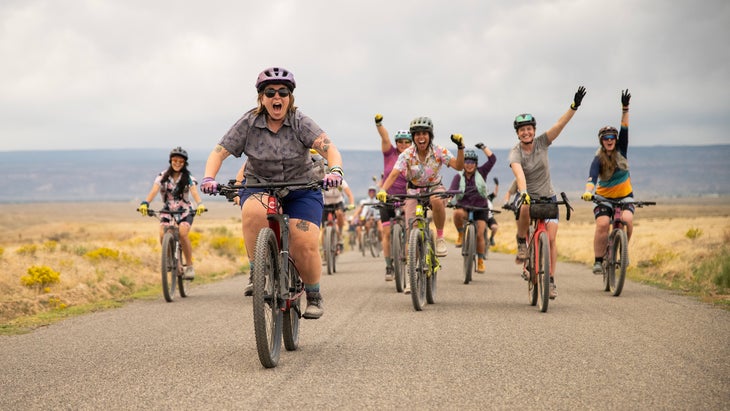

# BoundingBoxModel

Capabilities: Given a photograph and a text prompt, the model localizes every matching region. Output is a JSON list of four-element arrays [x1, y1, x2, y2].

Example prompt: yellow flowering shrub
[[21, 265, 61, 290]]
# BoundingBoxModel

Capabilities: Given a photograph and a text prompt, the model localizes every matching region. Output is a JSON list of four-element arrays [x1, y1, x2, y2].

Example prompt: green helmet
[[394, 129, 412, 142], [513, 113, 536, 130], [464, 149, 479, 161]]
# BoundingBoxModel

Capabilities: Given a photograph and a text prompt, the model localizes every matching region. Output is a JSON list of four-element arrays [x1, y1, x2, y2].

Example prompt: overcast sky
[[1, 0, 728, 152]]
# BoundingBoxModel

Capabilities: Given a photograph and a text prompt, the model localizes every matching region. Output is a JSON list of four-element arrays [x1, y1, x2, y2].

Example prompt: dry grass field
[[1, 197, 729, 330]]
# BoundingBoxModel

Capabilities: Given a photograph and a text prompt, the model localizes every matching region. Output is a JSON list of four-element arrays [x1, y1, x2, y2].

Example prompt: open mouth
[[271, 102, 284, 115]]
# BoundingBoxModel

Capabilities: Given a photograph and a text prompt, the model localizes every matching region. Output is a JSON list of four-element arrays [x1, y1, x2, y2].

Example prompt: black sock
[[595, 257, 603, 264]]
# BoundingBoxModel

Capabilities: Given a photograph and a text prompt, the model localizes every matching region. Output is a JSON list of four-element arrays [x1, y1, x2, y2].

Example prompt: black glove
[[450, 134, 464, 149], [621, 89, 631, 107], [493, 177, 499, 185], [475, 143, 485, 149], [571, 86, 587, 110]]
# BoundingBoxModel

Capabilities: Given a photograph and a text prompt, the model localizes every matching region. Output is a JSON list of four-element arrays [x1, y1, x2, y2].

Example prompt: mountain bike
[[512, 193, 573, 313], [139, 208, 202, 303], [375, 201, 407, 293], [590, 194, 656, 296], [361, 213, 381, 258], [321, 204, 340, 275], [448, 204, 497, 284], [390, 190, 457, 311], [219, 180, 322, 368]]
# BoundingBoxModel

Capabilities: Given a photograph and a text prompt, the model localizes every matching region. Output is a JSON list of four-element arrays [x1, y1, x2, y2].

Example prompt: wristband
[[140, 201, 149, 206], [622, 106, 629, 112], [458, 145, 464, 150], [570, 103, 578, 110], [329, 166, 344, 177]]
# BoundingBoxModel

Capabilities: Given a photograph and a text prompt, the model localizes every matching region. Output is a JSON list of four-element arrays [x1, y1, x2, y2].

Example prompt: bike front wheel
[[608, 229, 629, 296], [161, 232, 177, 303], [368, 228, 380, 258], [324, 226, 335, 275], [463, 223, 476, 284], [252, 228, 283, 368], [408, 228, 427, 311], [537, 231, 550, 313]]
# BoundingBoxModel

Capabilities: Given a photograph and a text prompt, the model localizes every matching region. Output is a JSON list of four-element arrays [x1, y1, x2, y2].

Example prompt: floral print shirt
[[154, 171, 198, 223], [394, 144, 455, 192]]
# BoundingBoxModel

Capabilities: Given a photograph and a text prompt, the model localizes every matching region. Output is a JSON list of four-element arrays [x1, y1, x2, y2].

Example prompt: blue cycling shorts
[[239, 187, 324, 227]]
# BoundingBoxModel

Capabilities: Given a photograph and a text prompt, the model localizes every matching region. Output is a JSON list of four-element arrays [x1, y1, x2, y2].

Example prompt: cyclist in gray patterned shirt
[[201, 67, 344, 319]]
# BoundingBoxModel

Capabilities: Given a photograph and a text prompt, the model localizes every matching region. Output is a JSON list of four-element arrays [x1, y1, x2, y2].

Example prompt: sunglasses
[[396, 140, 412, 144], [602, 135, 617, 141], [464, 159, 477, 164], [263, 87, 291, 98]]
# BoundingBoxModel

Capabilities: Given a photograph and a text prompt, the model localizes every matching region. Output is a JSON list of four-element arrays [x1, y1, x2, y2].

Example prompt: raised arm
[[618, 89, 630, 157], [546, 86, 586, 143], [375, 114, 392, 153]]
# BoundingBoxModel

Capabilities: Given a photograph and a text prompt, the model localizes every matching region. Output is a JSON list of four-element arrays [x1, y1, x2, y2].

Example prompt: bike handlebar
[[216, 180, 324, 202], [507, 192, 574, 221], [591, 194, 656, 208], [446, 203, 501, 214]]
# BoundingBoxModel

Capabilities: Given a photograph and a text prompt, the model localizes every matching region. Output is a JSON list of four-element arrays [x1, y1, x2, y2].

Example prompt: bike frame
[[264, 194, 304, 311]]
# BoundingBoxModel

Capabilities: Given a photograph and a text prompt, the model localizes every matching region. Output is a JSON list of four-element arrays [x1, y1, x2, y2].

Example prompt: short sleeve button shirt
[[218, 109, 324, 183]]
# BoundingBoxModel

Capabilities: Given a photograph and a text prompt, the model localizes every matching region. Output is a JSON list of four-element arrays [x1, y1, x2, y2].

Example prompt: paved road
[[2, 248, 728, 410]]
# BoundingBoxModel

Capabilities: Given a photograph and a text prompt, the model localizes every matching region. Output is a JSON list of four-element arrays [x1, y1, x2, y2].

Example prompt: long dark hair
[[160, 161, 191, 200]]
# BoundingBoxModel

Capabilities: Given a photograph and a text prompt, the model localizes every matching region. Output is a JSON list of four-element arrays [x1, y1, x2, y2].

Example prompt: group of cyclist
[[138, 65, 637, 317]]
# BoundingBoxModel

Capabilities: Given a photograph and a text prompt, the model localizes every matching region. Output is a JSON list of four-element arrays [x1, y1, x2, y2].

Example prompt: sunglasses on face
[[602, 135, 617, 141], [263, 87, 291, 98], [464, 160, 477, 164], [396, 140, 412, 144]]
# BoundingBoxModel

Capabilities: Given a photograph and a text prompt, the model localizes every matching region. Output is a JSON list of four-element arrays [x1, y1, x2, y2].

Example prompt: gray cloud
[[1, 0, 728, 151]]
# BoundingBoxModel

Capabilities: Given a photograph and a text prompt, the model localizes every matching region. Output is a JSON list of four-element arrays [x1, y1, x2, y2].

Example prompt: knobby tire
[[408, 228, 426, 311], [426, 230, 437, 304], [161, 232, 176, 303], [392, 223, 406, 293], [537, 231, 550, 313], [252, 228, 283, 368], [282, 258, 301, 351], [463, 224, 476, 284], [609, 229, 629, 296]]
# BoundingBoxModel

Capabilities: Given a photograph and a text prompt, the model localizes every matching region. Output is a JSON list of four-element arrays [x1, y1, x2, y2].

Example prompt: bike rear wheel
[[161, 232, 177, 303], [176, 244, 187, 298], [408, 228, 426, 311], [252, 228, 283, 368], [537, 232, 550, 312], [392, 223, 406, 293], [426, 229, 437, 304], [282, 258, 302, 351], [463, 223, 476, 284], [608, 229, 629, 296]]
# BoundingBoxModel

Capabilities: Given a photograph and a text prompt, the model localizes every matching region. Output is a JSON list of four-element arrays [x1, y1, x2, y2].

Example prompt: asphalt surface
[[2, 247, 729, 410]]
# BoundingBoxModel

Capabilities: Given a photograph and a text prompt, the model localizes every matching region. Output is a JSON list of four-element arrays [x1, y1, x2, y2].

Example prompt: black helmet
[[513, 113, 536, 130], [169, 146, 188, 160]]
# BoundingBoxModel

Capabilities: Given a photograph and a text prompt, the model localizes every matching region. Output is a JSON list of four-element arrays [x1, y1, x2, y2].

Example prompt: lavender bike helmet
[[255, 67, 296, 92]]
